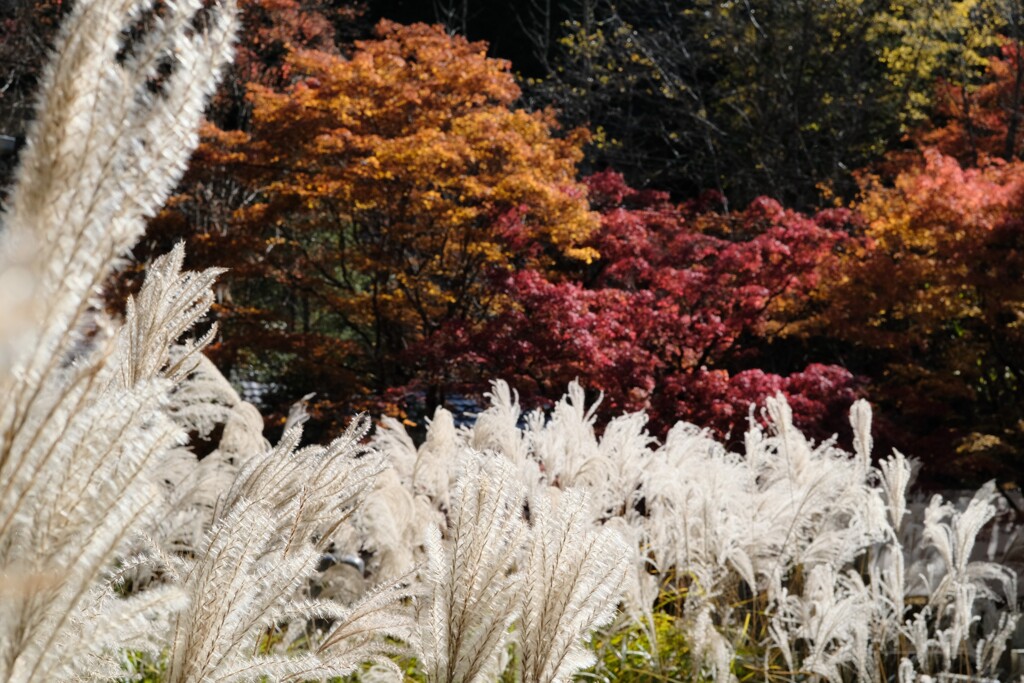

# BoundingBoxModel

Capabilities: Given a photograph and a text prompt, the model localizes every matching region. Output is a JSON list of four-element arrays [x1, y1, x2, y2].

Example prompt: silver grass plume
[[371, 392, 638, 681], [518, 488, 629, 683], [145, 355, 268, 564], [0, 244, 228, 680], [418, 455, 528, 683], [0, 0, 234, 678], [0, 0, 236, 400], [164, 419, 411, 682]]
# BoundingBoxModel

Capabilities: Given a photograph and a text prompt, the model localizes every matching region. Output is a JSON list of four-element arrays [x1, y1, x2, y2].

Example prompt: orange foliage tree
[[815, 148, 1024, 483], [918, 42, 1024, 165], [159, 21, 597, 427]]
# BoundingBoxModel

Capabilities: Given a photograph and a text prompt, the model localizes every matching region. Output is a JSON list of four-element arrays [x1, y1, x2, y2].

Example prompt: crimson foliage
[[421, 172, 859, 439]]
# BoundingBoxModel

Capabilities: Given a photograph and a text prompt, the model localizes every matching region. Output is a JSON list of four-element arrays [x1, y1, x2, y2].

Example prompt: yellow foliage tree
[[869, 0, 1007, 124]]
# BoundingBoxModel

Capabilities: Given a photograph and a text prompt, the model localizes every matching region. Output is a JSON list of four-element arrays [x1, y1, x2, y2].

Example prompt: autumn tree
[[212, 0, 367, 127], [99, 0, 364, 322], [431, 171, 859, 440], [160, 20, 597, 428], [812, 148, 1024, 483], [918, 40, 1024, 164]]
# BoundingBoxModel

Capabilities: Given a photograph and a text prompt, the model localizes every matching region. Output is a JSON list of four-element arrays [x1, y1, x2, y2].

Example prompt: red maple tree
[[422, 171, 859, 439]]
